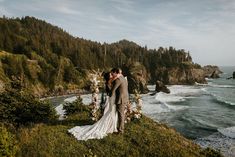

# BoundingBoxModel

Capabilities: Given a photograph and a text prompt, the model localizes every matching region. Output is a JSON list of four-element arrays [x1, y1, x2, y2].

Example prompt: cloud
[[54, 5, 82, 15], [95, 14, 130, 26], [111, 0, 135, 13], [0, 6, 12, 16], [110, 0, 134, 6]]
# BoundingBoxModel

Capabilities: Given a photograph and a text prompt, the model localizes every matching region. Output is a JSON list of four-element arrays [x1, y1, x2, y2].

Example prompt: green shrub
[[0, 84, 57, 125], [0, 124, 18, 157], [63, 96, 89, 115]]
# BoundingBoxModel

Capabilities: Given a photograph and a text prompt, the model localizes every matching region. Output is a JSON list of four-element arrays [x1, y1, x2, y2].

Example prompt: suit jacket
[[110, 75, 129, 105]]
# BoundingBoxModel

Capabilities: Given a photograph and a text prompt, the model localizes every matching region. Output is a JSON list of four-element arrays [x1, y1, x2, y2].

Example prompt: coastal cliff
[[152, 65, 206, 85]]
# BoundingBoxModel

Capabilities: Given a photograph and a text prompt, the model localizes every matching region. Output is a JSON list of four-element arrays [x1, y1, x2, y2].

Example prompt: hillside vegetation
[[0, 80, 221, 157], [0, 16, 202, 96]]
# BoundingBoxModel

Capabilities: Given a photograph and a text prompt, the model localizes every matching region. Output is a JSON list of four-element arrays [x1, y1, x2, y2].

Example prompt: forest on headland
[[0, 16, 207, 97]]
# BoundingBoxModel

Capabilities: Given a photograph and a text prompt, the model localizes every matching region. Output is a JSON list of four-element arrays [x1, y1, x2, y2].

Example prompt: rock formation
[[203, 65, 222, 78], [153, 66, 207, 85], [210, 71, 220, 78], [122, 62, 149, 94], [226, 71, 235, 79], [155, 80, 170, 93]]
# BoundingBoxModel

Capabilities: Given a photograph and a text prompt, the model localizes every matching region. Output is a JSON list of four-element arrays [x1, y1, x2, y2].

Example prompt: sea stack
[[203, 65, 222, 78], [210, 70, 220, 78], [155, 80, 170, 93], [233, 71, 235, 79]]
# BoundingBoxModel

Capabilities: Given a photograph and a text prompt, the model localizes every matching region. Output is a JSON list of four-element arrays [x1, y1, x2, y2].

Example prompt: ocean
[[142, 66, 235, 157], [52, 66, 235, 157]]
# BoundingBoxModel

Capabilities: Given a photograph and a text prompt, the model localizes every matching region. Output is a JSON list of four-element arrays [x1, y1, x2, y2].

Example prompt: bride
[[68, 72, 118, 141]]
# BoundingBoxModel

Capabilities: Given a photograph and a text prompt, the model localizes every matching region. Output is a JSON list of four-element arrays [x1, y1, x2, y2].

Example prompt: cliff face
[[122, 62, 149, 94], [168, 67, 206, 85], [154, 66, 206, 85]]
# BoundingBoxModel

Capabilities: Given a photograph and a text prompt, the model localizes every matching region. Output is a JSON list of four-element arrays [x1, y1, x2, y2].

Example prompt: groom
[[110, 68, 129, 134]]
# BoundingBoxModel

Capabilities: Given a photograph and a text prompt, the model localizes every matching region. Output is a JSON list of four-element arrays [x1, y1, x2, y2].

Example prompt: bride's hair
[[103, 72, 112, 93], [103, 72, 111, 83]]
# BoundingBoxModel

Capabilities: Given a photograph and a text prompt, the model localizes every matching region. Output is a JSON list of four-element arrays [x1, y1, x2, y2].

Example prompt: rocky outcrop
[[210, 71, 220, 78], [229, 71, 235, 79], [203, 65, 222, 78], [154, 66, 207, 85], [122, 62, 149, 94], [155, 80, 170, 93]]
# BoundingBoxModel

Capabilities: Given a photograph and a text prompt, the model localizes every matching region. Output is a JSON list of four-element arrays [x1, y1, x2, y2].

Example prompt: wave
[[155, 92, 186, 103], [195, 132, 235, 157], [211, 93, 235, 106], [55, 95, 89, 120], [64, 96, 78, 103], [55, 104, 65, 120], [218, 126, 235, 138], [168, 85, 202, 96], [201, 88, 207, 92], [160, 102, 188, 112], [205, 78, 214, 81], [55, 96, 79, 120], [55, 94, 94, 120], [147, 85, 155, 91], [195, 82, 208, 86], [193, 118, 218, 129], [200, 83, 235, 106], [208, 82, 235, 88], [143, 100, 188, 114], [153, 85, 202, 104]]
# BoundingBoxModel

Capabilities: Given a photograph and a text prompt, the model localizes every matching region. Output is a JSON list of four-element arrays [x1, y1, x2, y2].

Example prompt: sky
[[0, 0, 235, 66]]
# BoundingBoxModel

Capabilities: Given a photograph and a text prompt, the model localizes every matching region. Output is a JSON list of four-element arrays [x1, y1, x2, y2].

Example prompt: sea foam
[[55, 96, 78, 120], [55, 104, 66, 120], [195, 131, 235, 157], [218, 127, 235, 139], [208, 82, 235, 88], [64, 96, 78, 103]]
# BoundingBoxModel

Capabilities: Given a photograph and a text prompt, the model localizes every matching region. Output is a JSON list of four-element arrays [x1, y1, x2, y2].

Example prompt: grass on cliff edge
[[16, 110, 222, 157]]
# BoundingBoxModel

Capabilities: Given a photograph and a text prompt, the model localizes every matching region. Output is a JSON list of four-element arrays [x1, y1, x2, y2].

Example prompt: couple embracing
[[68, 68, 129, 141]]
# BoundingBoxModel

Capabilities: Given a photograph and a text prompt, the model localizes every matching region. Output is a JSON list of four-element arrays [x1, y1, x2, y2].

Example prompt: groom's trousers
[[117, 103, 127, 132]]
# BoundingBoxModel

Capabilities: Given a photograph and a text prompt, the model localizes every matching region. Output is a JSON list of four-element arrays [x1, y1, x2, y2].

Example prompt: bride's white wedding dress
[[68, 96, 118, 141]]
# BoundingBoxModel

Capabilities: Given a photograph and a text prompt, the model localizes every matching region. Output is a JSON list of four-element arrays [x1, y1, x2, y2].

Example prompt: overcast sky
[[0, 0, 235, 66]]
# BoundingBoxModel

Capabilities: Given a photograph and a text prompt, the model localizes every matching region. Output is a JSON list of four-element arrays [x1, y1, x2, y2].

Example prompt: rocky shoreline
[[125, 64, 224, 94]]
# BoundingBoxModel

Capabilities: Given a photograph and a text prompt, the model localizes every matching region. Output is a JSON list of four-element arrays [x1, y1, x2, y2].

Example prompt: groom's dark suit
[[110, 75, 129, 133]]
